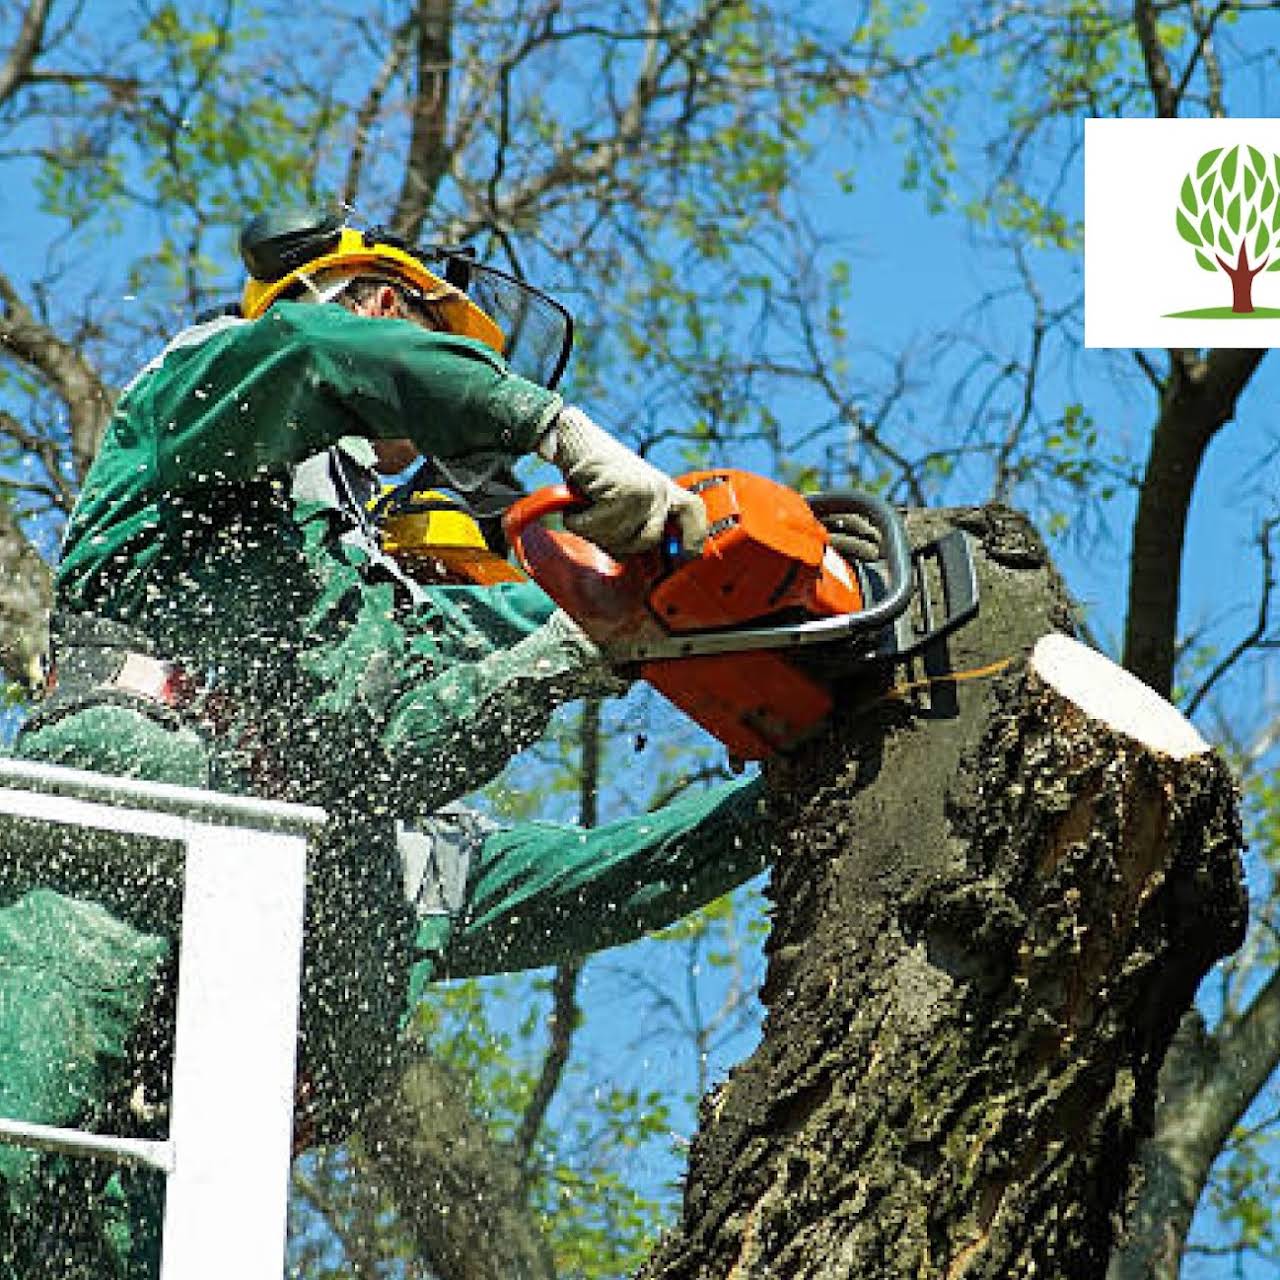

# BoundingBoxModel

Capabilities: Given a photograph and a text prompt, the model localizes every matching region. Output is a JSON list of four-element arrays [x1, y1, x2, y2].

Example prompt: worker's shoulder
[[120, 312, 255, 398]]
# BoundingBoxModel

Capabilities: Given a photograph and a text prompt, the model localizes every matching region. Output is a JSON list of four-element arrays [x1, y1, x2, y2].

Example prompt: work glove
[[821, 511, 883, 563], [540, 406, 708, 557]]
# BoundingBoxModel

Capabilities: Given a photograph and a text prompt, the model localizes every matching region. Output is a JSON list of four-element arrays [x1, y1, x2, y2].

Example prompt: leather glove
[[541, 406, 708, 557], [821, 511, 883, 563]]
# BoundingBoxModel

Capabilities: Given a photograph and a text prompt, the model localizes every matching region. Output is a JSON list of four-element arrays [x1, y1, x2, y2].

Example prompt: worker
[[0, 210, 876, 1276]]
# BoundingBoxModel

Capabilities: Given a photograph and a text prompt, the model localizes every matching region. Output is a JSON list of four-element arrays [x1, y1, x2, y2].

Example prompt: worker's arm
[[143, 304, 562, 486], [373, 591, 621, 813], [431, 774, 774, 979], [137, 304, 704, 558]]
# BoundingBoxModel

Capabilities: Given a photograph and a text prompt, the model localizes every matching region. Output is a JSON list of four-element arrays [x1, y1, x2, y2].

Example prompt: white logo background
[[1085, 118, 1280, 348]]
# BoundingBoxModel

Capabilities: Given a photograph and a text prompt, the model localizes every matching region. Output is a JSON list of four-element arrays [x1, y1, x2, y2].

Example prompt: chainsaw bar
[[606, 493, 979, 665]]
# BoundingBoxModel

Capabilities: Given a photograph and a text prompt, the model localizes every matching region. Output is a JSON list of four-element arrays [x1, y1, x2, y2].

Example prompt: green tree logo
[[1169, 144, 1280, 317]]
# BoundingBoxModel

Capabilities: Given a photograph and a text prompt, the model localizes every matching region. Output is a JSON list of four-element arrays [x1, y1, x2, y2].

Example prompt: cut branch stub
[[640, 506, 1245, 1280]]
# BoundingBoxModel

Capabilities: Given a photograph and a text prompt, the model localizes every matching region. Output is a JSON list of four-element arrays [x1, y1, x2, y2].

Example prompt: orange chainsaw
[[502, 469, 978, 760]]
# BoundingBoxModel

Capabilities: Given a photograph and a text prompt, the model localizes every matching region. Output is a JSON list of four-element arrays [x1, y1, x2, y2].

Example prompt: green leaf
[[1215, 185, 1226, 216], [1195, 250, 1217, 272], [1201, 173, 1216, 205], [1176, 209, 1202, 246], [1228, 194, 1241, 233], [1201, 210, 1214, 242], [1248, 205, 1258, 233], [1250, 145, 1267, 178], [1255, 219, 1269, 260], [1219, 224, 1234, 254], [1197, 147, 1223, 177], [1245, 166, 1257, 200], [1180, 174, 1198, 216], [1223, 146, 1239, 189], [1263, 178, 1276, 212], [1269, 259, 1280, 271]]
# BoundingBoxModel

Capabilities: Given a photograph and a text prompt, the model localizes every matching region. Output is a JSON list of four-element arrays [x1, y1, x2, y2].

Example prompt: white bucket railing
[[0, 757, 323, 1280]]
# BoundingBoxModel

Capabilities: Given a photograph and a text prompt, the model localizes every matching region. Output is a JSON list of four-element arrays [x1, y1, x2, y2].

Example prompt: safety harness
[[30, 614, 219, 734]]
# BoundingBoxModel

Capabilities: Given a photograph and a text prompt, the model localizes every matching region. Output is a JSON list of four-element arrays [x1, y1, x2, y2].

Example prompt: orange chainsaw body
[[504, 469, 865, 759]]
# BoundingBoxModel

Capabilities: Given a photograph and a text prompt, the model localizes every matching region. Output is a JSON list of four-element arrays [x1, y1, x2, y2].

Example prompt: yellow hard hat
[[239, 209, 575, 388], [240, 216, 504, 353], [373, 485, 524, 586]]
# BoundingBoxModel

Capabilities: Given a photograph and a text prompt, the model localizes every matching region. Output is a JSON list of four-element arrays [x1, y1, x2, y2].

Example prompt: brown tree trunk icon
[[1215, 242, 1270, 312]]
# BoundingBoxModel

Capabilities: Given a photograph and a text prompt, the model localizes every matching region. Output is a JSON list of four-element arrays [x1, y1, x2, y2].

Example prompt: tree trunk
[[0, 503, 51, 694], [641, 506, 1246, 1280], [1228, 267, 1253, 313], [1219, 245, 1262, 313], [357, 1048, 557, 1280]]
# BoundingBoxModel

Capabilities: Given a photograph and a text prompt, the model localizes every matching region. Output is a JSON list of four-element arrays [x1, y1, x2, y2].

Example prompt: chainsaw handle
[[502, 483, 594, 575], [503, 482, 588, 533], [806, 490, 913, 631]]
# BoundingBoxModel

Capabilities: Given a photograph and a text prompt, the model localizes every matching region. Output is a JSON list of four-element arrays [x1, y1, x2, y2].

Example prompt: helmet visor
[[426, 250, 574, 390]]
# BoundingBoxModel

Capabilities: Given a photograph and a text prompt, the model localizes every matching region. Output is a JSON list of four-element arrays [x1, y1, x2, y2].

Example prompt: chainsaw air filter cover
[[647, 470, 863, 632]]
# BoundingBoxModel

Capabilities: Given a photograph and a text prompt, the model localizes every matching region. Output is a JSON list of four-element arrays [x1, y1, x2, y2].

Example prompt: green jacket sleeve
[[136, 304, 562, 488], [436, 775, 773, 977], [377, 603, 614, 814]]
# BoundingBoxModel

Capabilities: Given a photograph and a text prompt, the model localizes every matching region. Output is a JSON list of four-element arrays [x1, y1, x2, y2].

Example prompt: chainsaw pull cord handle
[[805, 491, 914, 632]]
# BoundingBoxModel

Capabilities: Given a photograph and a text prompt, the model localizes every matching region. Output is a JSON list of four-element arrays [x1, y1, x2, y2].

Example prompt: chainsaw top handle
[[805, 490, 914, 637], [502, 482, 587, 544], [503, 478, 918, 644]]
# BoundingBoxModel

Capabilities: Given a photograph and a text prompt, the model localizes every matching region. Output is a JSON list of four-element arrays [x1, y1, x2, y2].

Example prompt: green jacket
[[43, 304, 589, 815], [18, 301, 771, 967]]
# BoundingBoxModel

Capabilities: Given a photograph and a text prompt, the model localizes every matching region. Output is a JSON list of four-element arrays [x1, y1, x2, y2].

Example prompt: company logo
[[1167, 145, 1280, 318], [1084, 119, 1280, 347]]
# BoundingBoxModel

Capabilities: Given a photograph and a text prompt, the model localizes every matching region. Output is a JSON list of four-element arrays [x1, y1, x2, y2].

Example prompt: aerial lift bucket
[[0, 757, 322, 1280]]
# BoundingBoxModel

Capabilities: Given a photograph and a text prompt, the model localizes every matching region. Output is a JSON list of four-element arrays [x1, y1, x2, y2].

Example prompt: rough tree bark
[[641, 506, 1246, 1280], [0, 502, 49, 693]]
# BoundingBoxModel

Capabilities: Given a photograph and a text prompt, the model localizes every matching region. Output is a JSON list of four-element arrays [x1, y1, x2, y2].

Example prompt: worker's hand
[[542, 406, 708, 557], [822, 511, 882, 563]]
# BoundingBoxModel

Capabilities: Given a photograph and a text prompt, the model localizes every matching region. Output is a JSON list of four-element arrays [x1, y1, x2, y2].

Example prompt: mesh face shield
[[422, 248, 575, 391]]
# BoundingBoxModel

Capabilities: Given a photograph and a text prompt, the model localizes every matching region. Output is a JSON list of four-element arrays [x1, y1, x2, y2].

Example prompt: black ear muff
[[443, 246, 476, 290], [240, 209, 345, 282]]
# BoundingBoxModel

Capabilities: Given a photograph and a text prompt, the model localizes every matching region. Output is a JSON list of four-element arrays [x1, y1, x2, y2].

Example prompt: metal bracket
[[885, 529, 981, 659]]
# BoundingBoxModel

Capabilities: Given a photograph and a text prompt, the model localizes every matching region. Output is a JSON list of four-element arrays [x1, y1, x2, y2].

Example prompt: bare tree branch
[[0, 266, 115, 479], [0, 0, 51, 106], [1134, 0, 1180, 116], [343, 16, 416, 211], [391, 0, 454, 240], [1123, 347, 1267, 697], [514, 959, 582, 1188], [1184, 517, 1279, 716]]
